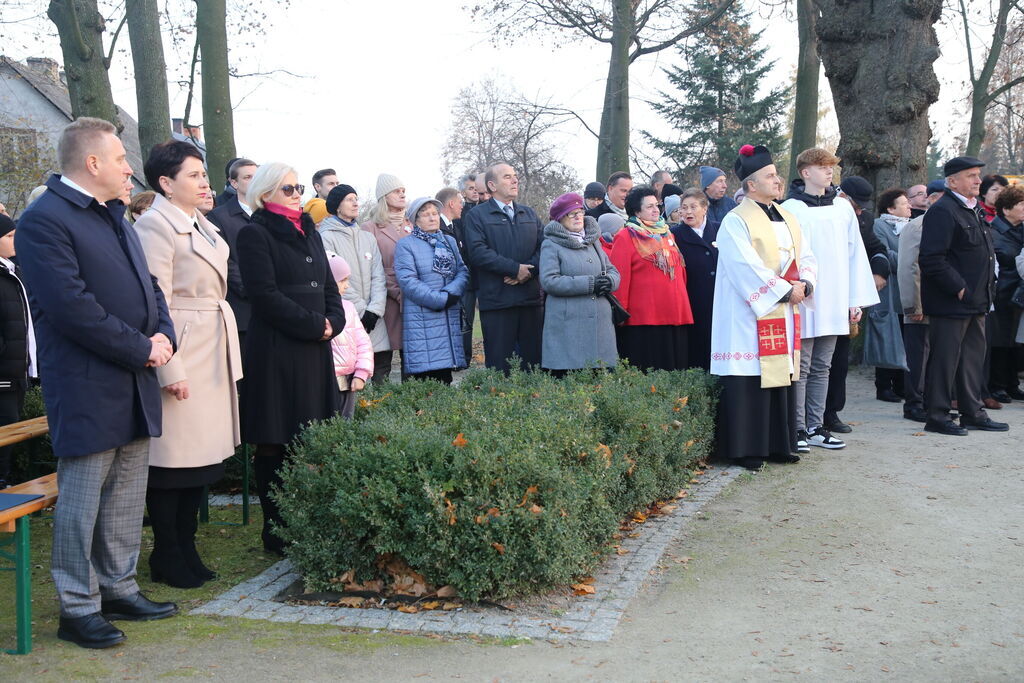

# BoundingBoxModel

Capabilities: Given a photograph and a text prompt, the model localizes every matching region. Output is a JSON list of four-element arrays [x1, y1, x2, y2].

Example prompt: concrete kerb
[[194, 466, 742, 641]]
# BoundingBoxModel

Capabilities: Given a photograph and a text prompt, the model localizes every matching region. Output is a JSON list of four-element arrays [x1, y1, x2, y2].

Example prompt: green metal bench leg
[[2, 516, 33, 655]]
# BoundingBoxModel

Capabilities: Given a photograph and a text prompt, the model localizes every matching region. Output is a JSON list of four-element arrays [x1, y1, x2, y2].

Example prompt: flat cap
[[839, 175, 873, 210], [943, 156, 985, 177]]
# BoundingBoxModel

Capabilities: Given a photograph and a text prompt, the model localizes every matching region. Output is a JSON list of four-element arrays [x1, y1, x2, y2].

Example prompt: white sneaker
[[807, 426, 845, 449], [794, 430, 810, 454]]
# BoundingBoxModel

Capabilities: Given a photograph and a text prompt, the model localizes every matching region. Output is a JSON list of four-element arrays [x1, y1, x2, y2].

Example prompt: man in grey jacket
[[319, 184, 388, 349]]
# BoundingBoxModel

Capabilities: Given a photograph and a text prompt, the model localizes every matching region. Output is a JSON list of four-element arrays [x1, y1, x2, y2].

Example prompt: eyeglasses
[[566, 210, 584, 219], [280, 184, 305, 197]]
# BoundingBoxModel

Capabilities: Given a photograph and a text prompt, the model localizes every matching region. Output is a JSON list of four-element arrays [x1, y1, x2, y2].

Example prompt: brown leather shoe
[[983, 397, 1003, 410]]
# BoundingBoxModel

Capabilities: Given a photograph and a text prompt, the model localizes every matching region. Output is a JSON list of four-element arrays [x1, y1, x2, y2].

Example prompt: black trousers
[[371, 350, 408, 384], [991, 347, 1021, 392], [0, 388, 25, 483], [717, 376, 795, 463], [902, 323, 930, 412], [823, 335, 849, 425], [479, 306, 543, 373], [461, 289, 477, 365], [925, 315, 987, 423], [408, 368, 453, 385]]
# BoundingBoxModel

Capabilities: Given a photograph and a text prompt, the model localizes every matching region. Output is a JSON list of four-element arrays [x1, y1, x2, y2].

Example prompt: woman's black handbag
[[592, 243, 630, 326]]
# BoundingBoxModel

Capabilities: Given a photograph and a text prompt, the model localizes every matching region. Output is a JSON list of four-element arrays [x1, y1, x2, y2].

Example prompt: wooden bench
[[0, 416, 53, 655]]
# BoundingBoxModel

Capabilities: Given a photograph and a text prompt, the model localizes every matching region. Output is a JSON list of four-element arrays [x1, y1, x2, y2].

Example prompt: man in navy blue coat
[[464, 163, 544, 372], [15, 117, 179, 649]]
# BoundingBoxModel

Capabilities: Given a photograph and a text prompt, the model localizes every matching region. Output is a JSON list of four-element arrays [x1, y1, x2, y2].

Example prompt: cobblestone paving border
[[193, 466, 742, 641]]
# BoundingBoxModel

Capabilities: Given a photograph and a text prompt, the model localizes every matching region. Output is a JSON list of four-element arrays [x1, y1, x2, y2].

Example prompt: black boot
[[177, 486, 216, 581], [253, 446, 286, 556], [146, 488, 204, 588]]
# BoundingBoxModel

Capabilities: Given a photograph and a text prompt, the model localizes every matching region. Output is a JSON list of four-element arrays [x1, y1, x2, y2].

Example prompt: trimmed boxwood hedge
[[277, 364, 717, 601]]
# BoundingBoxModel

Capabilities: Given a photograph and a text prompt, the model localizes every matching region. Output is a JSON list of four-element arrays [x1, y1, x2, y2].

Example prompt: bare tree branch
[[104, 13, 128, 68]]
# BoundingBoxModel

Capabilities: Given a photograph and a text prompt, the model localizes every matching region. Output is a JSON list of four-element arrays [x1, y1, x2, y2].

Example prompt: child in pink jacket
[[328, 253, 374, 418]]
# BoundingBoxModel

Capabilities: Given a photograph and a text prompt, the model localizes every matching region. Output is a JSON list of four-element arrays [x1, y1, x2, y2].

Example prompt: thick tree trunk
[[47, 0, 121, 130], [595, 0, 633, 181], [195, 0, 236, 181], [789, 0, 820, 182], [816, 0, 942, 193], [126, 0, 171, 161]]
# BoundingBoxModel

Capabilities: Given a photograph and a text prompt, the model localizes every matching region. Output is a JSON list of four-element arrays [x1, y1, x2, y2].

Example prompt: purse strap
[[591, 241, 607, 276]]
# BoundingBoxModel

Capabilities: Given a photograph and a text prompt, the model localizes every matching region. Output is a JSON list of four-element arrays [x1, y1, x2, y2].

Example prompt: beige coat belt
[[171, 296, 243, 382]]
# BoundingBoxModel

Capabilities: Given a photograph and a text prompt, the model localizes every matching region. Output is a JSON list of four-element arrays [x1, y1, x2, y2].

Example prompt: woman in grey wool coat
[[539, 192, 621, 374]]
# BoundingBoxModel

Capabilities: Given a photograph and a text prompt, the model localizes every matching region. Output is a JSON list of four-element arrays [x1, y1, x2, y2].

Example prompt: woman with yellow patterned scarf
[[608, 185, 694, 371]]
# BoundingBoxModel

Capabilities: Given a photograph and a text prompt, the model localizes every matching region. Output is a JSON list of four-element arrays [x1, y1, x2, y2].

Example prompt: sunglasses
[[280, 184, 305, 197]]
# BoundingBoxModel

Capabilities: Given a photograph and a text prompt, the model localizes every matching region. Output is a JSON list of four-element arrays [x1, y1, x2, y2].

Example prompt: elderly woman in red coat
[[608, 185, 694, 371]]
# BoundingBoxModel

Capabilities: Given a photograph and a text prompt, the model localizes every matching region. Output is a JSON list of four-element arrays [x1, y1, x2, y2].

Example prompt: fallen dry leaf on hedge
[[616, 547, 630, 555], [529, 504, 543, 514], [572, 583, 596, 595], [693, 470, 705, 476], [631, 511, 647, 524], [517, 485, 539, 507], [491, 542, 505, 554], [577, 576, 596, 585], [445, 498, 457, 525], [397, 605, 419, 613], [659, 504, 678, 514], [420, 600, 442, 610], [452, 433, 468, 448], [436, 585, 457, 598], [650, 385, 658, 393], [443, 601, 461, 610], [676, 490, 689, 498]]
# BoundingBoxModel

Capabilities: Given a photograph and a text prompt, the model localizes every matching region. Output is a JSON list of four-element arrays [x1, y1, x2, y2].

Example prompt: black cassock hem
[[716, 375, 795, 462]]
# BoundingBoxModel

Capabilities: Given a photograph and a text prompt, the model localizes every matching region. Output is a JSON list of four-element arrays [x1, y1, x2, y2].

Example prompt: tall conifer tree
[[645, 0, 790, 180]]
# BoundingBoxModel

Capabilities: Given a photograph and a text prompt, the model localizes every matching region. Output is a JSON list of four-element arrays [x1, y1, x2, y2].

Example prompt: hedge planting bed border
[[191, 465, 742, 642]]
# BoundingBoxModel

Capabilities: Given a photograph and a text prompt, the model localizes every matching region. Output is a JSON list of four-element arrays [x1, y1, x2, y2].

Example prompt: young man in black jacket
[[919, 156, 1007, 435], [0, 214, 32, 488]]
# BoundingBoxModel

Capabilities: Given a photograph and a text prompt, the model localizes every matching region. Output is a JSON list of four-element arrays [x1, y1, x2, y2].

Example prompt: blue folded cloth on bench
[[0, 493, 43, 513]]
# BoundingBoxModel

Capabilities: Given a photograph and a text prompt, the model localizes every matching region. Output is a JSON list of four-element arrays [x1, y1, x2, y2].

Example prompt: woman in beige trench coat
[[134, 141, 242, 588]]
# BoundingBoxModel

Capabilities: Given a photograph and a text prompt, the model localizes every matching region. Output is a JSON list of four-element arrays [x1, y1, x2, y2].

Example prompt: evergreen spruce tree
[[644, 0, 791, 182], [926, 139, 945, 180]]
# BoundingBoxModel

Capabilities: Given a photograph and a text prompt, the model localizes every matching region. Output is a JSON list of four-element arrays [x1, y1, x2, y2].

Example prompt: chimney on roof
[[26, 57, 59, 82]]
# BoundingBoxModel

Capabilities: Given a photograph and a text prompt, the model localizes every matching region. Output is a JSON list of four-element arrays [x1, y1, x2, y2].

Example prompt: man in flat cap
[[918, 156, 1007, 435]]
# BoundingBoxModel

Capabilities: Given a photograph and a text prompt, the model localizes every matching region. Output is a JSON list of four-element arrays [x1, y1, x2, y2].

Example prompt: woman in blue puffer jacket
[[394, 197, 470, 383]]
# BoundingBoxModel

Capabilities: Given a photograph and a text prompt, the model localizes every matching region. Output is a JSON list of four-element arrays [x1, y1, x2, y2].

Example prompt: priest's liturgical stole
[[734, 200, 804, 388]]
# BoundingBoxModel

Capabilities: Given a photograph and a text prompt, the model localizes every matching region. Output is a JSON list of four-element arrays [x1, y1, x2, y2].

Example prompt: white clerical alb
[[709, 209, 818, 377]]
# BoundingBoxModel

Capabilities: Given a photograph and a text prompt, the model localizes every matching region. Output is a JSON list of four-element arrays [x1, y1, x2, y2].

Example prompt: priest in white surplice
[[711, 145, 818, 470], [781, 148, 879, 452]]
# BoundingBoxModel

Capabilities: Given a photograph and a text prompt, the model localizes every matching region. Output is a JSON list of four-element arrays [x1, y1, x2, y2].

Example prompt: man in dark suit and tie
[[15, 117, 179, 649], [206, 158, 257, 352]]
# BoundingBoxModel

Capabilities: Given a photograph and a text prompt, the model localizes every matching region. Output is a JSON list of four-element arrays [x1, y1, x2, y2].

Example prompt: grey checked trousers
[[794, 335, 839, 432], [51, 438, 150, 617]]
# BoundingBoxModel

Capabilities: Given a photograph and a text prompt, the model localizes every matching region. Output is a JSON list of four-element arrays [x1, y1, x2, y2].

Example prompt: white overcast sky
[[3, 0, 975, 200]]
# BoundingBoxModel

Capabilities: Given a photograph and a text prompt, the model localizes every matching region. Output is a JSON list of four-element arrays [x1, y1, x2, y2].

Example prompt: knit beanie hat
[[699, 166, 726, 190], [325, 184, 357, 215], [327, 251, 352, 282], [375, 173, 405, 201], [661, 183, 684, 200], [304, 197, 328, 225], [0, 214, 14, 238], [598, 212, 625, 236], [584, 181, 606, 200], [549, 192, 584, 222], [663, 194, 681, 219], [405, 197, 444, 226]]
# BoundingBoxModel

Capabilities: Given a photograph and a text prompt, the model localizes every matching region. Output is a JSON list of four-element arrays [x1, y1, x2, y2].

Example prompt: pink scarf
[[265, 202, 304, 235]]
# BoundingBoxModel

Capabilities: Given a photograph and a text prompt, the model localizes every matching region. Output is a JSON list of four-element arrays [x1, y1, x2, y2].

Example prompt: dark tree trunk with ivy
[[126, 0, 171, 161], [195, 0, 236, 182], [47, 0, 121, 130], [815, 0, 942, 193], [788, 0, 820, 182]]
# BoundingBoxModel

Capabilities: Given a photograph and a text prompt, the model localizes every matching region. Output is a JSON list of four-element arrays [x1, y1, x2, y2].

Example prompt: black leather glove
[[445, 292, 461, 308], [361, 311, 379, 332], [593, 275, 613, 296]]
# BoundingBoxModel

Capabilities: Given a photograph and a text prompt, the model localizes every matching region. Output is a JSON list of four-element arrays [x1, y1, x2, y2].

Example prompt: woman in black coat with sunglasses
[[236, 162, 345, 555]]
